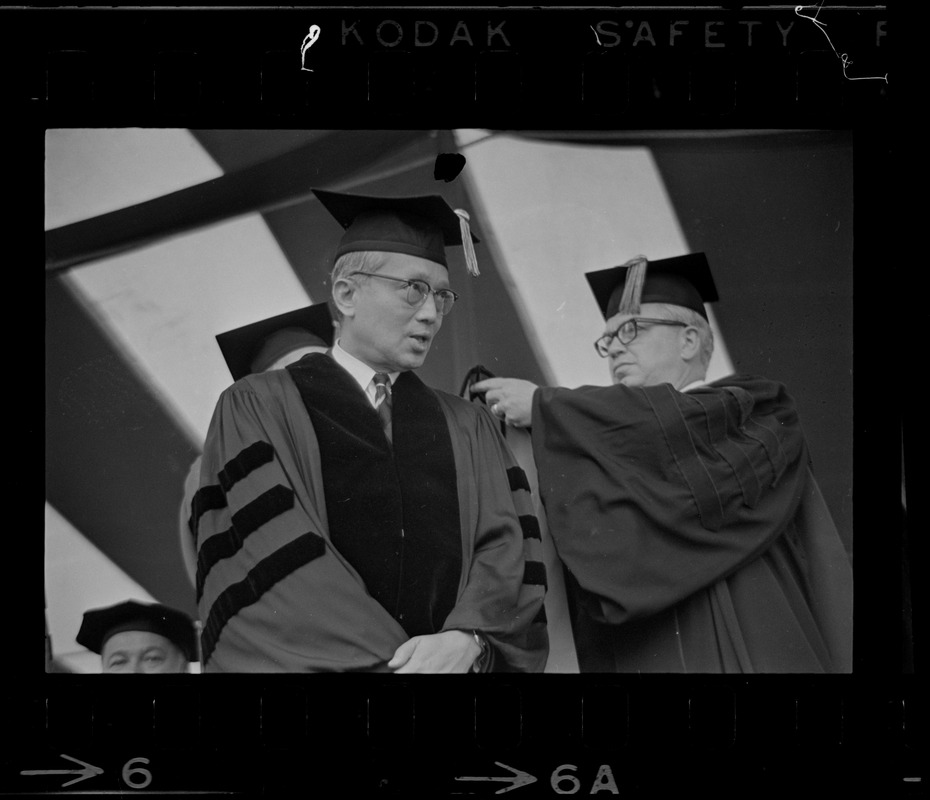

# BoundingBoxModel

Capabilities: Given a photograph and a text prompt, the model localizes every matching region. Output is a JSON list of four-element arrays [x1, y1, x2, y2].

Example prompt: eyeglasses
[[594, 317, 688, 357], [350, 272, 460, 315]]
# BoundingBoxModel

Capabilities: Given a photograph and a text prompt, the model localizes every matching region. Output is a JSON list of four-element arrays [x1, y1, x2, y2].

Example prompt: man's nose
[[415, 292, 440, 321], [606, 335, 627, 356]]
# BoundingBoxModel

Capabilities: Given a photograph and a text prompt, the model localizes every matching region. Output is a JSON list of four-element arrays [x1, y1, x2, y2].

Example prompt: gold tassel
[[455, 209, 480, 277], [616, 255, 648, 316]]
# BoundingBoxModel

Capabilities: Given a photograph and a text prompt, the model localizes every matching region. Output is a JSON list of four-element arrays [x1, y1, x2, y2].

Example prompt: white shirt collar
[[680, 378, 707, 393], [331, 339, 398, 405]]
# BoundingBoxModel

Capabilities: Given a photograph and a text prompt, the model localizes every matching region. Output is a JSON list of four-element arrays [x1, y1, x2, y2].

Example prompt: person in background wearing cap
[[472, 254, 852, 673], [178, 303, 335, 588], [190, 189, 548, 673], [77, 600, 198, 673]]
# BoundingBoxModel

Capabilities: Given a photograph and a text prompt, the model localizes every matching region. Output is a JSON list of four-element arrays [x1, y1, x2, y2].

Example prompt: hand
[[470, 377, 539, 428], [388, 630, 480, 674]]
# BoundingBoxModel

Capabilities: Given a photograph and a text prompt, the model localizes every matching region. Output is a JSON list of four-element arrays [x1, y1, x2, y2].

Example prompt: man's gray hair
[[329, 251, 388, 321], [655, 303, 715, 369]]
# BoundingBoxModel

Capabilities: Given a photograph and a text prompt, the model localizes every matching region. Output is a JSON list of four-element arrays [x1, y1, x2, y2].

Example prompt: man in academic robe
[[472, 253, 852, 673], [178, 302, 335, 588], [191, 190, 548, 673], [77, 600, 198, 674]]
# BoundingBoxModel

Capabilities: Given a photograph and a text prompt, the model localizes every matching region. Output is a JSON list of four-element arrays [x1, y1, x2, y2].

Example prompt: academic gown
[[531, 374, 853, 673], [191, 354, 548, 672], [179, 455, 201, 588]]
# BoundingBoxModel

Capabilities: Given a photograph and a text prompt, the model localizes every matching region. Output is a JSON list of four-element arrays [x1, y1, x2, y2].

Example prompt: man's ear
[[680, 325, 701, 361], [332, 277, 357, 320]]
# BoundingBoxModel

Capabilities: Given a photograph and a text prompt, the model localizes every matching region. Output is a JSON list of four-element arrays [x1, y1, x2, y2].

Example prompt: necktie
[[373, 373, 393, 444]]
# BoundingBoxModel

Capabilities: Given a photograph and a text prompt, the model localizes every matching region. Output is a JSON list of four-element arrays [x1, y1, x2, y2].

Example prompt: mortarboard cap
[[77, 600, 198, 662], [312, 188, 481, 276], [585, 252, 719, 321], [215, 302, 335, 382]]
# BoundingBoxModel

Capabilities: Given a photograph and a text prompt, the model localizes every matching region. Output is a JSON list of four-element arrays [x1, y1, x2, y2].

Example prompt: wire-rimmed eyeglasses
[[594, 318, 688, 357], [350, 272, 460, 315]]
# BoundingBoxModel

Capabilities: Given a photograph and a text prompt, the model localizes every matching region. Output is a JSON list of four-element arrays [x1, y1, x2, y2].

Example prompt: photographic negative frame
[[8, 2, 919, 797]]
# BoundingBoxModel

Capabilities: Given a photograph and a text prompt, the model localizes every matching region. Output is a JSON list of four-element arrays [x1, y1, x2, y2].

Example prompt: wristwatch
[[470, 631, 491, 673]]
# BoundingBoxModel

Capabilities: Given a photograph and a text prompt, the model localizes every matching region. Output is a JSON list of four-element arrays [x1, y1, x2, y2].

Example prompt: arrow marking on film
[[20, 753, 104, 787], [456, 761, 537, 794]]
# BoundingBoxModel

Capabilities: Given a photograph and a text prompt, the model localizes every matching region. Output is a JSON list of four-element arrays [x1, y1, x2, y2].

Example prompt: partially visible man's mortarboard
[[585, 253, 719, 321], [312, 188, 480, 276], [216, 302, 335, 382], [76, 600, 198, 662]]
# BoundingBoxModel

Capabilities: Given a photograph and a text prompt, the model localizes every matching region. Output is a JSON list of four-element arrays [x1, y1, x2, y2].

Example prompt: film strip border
[[5, 679, 922, 794], [4, 7, 889, 125]]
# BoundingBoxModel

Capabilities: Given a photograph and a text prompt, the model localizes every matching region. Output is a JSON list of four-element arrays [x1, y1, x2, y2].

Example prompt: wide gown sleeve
[[438, 398, 549, 672], [194, 372, 409, 672], [531, 378, 810, 625]]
